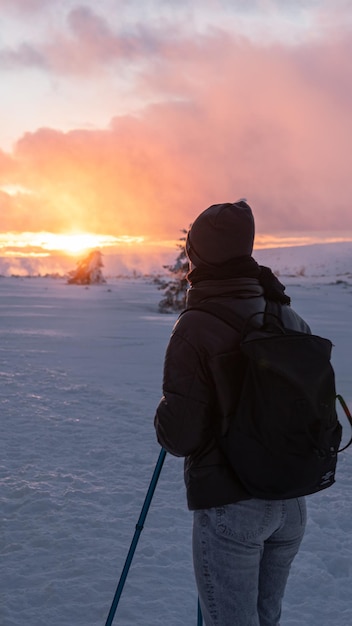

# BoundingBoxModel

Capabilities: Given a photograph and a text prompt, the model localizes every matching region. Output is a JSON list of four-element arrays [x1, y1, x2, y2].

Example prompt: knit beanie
[[186, 200, 255, 266]]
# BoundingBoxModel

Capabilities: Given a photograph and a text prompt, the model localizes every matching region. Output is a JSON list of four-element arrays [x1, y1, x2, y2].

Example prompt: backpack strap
[[264, 299, 280, 318], [337, 395, 352, 452], [263, 299, 285, 327]]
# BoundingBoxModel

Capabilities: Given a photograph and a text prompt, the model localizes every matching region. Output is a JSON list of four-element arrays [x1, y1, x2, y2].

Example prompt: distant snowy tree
[[67, 250, 106, 285], [158, 228, 190, 312]]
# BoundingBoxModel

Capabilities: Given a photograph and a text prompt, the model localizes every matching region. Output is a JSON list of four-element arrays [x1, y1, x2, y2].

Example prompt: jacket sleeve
[[154, 328, 215, 457]]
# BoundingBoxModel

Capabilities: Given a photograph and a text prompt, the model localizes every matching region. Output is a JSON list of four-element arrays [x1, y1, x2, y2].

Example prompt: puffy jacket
[[154, 277, 310, 510]]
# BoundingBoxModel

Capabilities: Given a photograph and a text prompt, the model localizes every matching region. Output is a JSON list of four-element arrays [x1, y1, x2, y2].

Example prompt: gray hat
[[186, 200, 255, 266]]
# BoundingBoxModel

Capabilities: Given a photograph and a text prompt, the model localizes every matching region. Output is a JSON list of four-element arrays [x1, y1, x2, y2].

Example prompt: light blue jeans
[[193, 497, 306, 626]]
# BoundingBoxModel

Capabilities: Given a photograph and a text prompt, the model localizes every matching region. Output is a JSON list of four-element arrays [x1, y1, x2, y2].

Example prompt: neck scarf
[[187, 256, 291, 305]]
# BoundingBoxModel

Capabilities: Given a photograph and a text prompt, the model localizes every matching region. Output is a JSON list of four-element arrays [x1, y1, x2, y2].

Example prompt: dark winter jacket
[[154, 276, 310, 510]]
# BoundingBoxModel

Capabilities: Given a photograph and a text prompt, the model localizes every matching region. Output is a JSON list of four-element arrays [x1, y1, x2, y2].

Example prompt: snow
[[1, 243, 352, 626]]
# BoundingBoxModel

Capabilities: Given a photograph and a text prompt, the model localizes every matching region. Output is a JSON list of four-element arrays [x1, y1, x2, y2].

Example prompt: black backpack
[[186, 300, 352, 499]]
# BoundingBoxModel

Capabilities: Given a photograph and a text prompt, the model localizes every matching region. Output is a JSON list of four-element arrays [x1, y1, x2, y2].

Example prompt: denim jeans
[[193, 497, 307, 626]]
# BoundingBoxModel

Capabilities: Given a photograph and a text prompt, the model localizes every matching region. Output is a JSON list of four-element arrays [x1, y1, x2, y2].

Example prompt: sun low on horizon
[[0, 231, 146, 259], [1, 229, 352, 260]]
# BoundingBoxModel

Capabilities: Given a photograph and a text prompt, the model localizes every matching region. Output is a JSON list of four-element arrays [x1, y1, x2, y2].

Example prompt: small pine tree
[[67, 250, 106, 285], [158, 228, 190, 312]]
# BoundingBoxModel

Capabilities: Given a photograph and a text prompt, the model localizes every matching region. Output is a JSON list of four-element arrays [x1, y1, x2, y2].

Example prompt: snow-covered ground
[[1, 243, 352, 626]]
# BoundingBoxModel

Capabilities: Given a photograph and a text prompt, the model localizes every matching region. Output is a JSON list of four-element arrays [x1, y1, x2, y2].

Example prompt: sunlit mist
[[0, 232, 145, 257], [254, 233, 352, 250]]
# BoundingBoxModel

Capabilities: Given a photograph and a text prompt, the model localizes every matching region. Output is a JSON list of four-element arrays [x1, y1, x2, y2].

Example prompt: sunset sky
[[1, 0, 352, 272]]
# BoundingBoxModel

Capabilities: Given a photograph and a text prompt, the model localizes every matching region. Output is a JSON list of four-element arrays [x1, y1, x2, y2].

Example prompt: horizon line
[[0, 231, 352, 259]]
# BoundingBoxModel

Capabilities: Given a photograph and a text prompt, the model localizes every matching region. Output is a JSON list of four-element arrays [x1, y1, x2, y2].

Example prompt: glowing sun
[[50, 233, 109, 255], [0, 232, 145, 257]]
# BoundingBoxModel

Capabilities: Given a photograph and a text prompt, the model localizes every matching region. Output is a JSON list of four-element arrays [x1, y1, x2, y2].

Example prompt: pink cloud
[[1, 16, 352, 239]]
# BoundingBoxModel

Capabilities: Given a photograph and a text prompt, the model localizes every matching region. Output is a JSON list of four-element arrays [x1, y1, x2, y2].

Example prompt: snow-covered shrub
[[158, 229, 189, 313], [67, 250, 106, 285]]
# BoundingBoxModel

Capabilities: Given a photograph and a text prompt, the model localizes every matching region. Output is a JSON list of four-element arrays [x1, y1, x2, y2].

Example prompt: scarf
[[187, 256, 291, 305]]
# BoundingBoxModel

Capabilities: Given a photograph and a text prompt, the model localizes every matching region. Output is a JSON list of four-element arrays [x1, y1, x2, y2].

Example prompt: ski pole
[[104, 447, 167, 626], [197, 598, 203, 625]]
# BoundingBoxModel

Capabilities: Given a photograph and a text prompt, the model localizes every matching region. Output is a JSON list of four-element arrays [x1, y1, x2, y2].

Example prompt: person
[[154, 200, 310, 626]]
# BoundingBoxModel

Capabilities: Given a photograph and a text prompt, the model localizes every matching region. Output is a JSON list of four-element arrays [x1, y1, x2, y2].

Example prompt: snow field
[[1, 265, 352, 625]]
